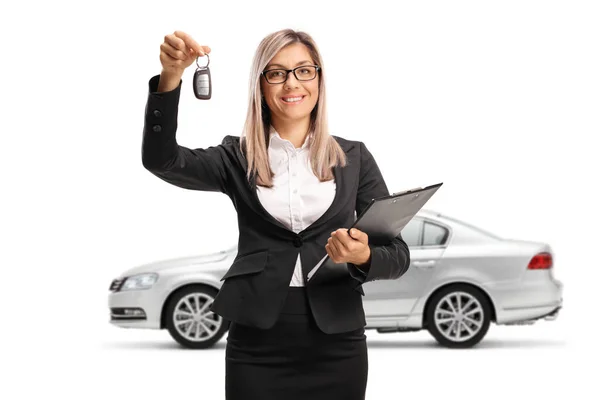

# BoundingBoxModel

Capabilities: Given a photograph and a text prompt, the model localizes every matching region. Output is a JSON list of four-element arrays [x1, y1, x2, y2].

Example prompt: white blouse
[[256, 126, 336, 286]]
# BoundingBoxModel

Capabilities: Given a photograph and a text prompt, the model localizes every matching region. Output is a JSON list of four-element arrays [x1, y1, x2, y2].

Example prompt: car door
[[363, 218, 449, 318]]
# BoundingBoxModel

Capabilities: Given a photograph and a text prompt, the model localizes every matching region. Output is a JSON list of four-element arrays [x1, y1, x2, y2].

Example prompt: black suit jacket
[[141, 74, 410, 334]]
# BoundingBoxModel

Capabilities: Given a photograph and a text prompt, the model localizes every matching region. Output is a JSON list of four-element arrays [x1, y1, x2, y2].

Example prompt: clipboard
[[347, 182, 443, 243], [306, 182, 443, 283]]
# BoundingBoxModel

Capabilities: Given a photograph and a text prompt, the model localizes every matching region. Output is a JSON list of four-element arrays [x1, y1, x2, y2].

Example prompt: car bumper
[[488, 276, 563, 324], [108, 289, 162, 329]]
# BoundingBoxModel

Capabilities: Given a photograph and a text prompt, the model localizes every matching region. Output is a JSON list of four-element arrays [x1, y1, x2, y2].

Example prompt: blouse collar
[[269, 125, 312, 152]]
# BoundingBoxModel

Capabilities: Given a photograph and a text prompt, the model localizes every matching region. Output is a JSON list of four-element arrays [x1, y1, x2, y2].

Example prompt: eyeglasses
[[261, 65, 321, 84]]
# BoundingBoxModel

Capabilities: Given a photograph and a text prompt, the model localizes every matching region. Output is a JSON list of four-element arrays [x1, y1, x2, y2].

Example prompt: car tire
[[425, 284, 491, 349], [165, 285, 229, 349]]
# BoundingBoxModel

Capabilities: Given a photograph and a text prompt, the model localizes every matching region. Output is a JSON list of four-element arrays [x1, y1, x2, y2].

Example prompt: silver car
[[108, 209, 563, 349]]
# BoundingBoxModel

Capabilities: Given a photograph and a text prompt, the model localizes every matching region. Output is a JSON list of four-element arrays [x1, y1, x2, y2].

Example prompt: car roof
[[417, 209, 502, 239], [222, 209, 501, 254]]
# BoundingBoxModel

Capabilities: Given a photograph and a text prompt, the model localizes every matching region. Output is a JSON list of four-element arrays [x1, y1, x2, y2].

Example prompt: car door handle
[[411, 260, 436, 268]]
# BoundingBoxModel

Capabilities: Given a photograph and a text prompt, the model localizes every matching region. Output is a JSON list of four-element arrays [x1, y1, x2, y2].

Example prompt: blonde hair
[[240, 29, 347, 188]]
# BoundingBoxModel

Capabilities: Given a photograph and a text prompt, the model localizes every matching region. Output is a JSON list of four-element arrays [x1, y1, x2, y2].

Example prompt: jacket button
[[293, 237, 303, 247], [152, 125, 162, 132], [153, 109, 162, 117]]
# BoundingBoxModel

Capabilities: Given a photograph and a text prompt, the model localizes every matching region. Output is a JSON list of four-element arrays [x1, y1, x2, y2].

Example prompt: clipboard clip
[[391, 187, 424, 202], [392, 186, 423, 196]]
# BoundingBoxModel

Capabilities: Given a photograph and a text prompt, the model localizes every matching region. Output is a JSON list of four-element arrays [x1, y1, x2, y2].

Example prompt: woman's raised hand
[[159, 30, 211, 77]]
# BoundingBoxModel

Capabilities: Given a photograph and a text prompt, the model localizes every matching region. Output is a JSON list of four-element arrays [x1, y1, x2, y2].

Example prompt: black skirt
[[225, 286, 368, 400]]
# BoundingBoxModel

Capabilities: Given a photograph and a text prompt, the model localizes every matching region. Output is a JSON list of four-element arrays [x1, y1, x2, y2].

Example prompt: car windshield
[[223, 244, 238, 253]]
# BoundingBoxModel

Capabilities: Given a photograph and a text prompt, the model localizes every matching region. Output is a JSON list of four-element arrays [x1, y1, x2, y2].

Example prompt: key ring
[[196, 53, 210, 69]]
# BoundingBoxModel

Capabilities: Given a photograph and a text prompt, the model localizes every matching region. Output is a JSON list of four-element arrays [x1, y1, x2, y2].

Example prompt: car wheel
[[425, 284, 491, 348], [165, 285, 229, 349]]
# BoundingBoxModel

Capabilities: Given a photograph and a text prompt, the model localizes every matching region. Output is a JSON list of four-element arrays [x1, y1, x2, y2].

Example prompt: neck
[[270, 117, 311, 148]]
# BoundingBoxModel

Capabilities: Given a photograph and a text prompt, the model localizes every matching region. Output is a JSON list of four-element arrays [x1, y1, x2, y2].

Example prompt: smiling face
[[260, 43, 320, 124]]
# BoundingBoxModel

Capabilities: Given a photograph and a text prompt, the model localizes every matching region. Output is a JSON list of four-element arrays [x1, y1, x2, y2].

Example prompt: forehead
[[267, 43, 313, 68]]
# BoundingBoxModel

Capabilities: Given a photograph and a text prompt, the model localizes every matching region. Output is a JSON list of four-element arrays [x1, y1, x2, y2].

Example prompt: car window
[[423, 222, 448, 246], [401, 219, 422, 247]]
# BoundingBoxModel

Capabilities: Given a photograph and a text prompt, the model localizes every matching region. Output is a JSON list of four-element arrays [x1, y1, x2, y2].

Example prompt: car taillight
[[528, 252, 553, 270]]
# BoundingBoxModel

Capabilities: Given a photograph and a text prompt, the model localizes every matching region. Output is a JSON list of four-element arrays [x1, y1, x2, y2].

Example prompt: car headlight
[[121, 273, 159, 291]]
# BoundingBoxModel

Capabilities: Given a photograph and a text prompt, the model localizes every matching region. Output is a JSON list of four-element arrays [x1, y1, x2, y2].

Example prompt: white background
[[2, 0, 598, 398]]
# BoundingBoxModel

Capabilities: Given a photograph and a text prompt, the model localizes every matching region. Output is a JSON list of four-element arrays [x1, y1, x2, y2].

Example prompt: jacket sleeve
[[141, 74, 231, 194], [347, 141, 411, 283]]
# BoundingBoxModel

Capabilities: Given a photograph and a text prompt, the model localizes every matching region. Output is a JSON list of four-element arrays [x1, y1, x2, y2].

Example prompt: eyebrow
[[266, 60, 313, 69]]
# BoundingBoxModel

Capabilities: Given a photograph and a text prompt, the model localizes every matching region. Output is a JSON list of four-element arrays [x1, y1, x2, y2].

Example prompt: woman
[[142, 29, 410, 400]]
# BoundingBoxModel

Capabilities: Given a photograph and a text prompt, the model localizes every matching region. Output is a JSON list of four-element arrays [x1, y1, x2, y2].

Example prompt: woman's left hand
[[326, 228, 371, 267]]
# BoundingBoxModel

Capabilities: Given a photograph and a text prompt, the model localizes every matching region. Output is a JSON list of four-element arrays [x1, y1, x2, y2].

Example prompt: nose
[[284, 71, 300, 89]]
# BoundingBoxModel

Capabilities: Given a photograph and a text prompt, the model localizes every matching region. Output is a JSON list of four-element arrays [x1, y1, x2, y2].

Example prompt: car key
[[193, 54, 211, 99]]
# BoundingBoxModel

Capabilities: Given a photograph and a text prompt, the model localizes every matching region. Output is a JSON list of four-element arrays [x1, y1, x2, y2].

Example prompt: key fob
[[193, 54, 211, 100]]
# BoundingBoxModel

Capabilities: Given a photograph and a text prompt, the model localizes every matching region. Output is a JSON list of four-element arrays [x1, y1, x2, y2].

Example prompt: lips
[[280, 95, 306, 104]]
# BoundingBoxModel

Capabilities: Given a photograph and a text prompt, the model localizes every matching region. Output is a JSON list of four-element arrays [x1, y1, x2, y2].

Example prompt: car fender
[[413, 272, 497, 316]]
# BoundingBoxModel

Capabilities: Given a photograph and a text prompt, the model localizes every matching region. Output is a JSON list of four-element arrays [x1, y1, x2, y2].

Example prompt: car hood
[[120, 249, 233, 277]]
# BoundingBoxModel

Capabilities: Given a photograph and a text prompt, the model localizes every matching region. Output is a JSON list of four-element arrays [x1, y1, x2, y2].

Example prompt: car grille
[[109, 277, 127, 292]]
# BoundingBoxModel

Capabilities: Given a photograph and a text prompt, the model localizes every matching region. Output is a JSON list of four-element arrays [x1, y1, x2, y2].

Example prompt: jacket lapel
[[238, 136, 358, 235]]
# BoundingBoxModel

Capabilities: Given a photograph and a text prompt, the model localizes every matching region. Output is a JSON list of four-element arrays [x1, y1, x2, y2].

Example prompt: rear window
[[423, 222, 449, 246], [401, 219, 422, 247]]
